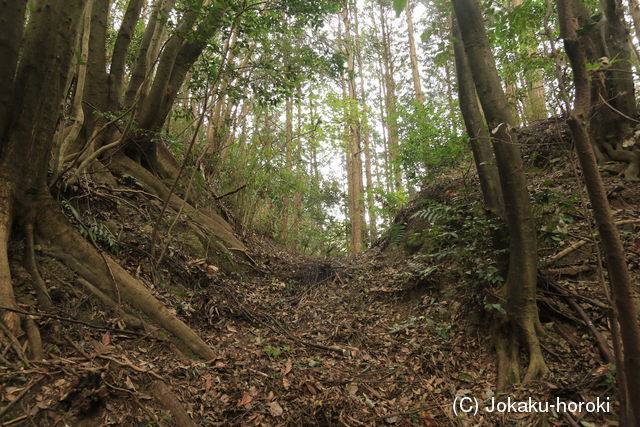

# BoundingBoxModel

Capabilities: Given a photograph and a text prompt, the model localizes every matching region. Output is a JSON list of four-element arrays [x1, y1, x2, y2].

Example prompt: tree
[[403, 0, 425, 105], [558, 0, 640, 422], [0, 0, 219, 360], [377, 0, 403, 193], [452, 22, 504, 220], [342, 1, 366, 253], [452, 0, 548, 387]]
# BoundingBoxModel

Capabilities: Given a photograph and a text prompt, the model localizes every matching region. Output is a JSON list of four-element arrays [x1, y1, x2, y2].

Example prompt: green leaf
[[484, 303, 507, 315], [393, 0, 407, 17]]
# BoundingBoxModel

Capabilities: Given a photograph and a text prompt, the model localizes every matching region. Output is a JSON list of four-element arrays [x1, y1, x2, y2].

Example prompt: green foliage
[[263, 345, 291, 358], [389, 223, 407, 248], [396, 101, 468, 184], [60, 201, 120, 255], [393, 0, 408, 16], [373, 188, 408, 220], [530, 186, 580, 250], [405, 197, 504, 291]]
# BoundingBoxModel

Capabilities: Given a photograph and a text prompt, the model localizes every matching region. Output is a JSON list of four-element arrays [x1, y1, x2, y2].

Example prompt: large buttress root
[[36, 197, 216, 360], [108, 154, 249, 271]]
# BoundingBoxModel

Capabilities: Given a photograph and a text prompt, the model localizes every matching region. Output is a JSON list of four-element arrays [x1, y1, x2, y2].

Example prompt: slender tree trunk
[[378, 0, 402, 193], [405, 0, 424, 105], [354, 0, 377, 242], [124, 0, 176, 107], [279, 98, 294, 242], [343, 3, 365, 253], [108, 0, 144, 108], [558, 2, 640, 423]]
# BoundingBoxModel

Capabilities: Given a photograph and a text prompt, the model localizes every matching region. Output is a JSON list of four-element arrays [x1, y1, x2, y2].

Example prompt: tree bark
[[453, 0, 548, 386], [378, 0, 402, 193], [452, 21, 504, 219], [354, 1, 378, 242], [0, 0, 27, 146], [558, 1, 640, 423], [404, 0, 424, 105], [108, 0, 144, 108], [343, 2, 365, 253]]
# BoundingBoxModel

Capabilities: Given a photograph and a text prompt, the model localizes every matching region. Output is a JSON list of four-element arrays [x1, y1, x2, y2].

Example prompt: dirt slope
[[1, 131, 637, 425]]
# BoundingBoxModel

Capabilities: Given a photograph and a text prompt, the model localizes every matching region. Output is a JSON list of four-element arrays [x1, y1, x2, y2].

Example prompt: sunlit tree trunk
[[405, 0, 424, 105], [354, 1, 378, 241], [279, 98, 294, 242], [378, 0, 403, 193]]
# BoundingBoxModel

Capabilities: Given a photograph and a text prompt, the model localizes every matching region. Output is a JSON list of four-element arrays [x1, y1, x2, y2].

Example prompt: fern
[[389, 223, 406, 247], [410, 202, 452, 224]]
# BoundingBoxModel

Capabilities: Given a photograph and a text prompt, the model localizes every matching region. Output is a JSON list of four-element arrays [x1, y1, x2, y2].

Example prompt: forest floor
[[0, 130, 636, 425], [0, 241, 625, 425]]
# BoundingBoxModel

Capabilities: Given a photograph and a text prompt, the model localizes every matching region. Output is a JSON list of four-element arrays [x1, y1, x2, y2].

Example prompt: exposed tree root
[[24, 317, 43, 361], [35, 196, 216, 360], [495, 326, 520, 391], [150, 381, 196, 427], [518, 308, 550, 382], [602, 142, 640, 180], [23, 222, 53, 308], [76, 278, 149, 332], [0, 180, 21, 335], [108, 154, 250, 270]]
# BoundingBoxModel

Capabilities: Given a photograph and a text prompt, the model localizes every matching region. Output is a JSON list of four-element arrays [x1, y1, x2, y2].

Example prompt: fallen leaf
[[347, 383, 358, 395], [101, 331, 111, 345], [269, 401, 283, 417], [238, 392, 252, 406], [282, 358, 293, 376]]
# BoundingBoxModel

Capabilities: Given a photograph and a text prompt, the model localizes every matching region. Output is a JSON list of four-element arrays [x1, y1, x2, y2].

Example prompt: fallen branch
[[214, 184, 246, 200], [543, 218, 640, 265], [0, 305, 154, 339], [567, 297, 614, 364], [0, 378, 40, 420]]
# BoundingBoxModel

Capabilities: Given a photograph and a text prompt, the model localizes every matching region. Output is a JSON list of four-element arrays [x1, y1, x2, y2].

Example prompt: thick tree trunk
[[0, 0, 27, 145], [453, 0, 548, 386], [452, 22, 504, 219], [108, 0, 144, 108], [558, 1, 640, 423]]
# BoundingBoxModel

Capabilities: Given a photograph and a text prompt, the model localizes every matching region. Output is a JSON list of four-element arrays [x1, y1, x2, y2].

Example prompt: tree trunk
[[354, 4, 378, 241], [343, 2, 365, 253], [453, 0, 548, 387], [558, 1, 640, 423], [0, 0, 219, 359], [0, 0, 27, 144], [108, 0, 144, 108], [405, 0, 424, 105], [279, 98, 294, 243], [378, 0, 403, 193], [452, 22, 504, 219]]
